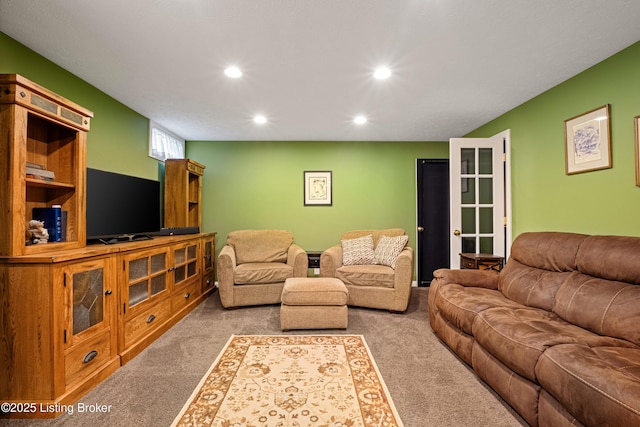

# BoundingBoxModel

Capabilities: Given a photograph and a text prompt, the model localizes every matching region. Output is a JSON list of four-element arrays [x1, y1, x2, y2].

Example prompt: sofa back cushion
[[576, 235, 640, 285], [341, 228, 406, 249], [553, 272, 640, 347], [552, 234, 640, 347], [499, 232, 587, 310], [499, 260, 573, 311], [227, 229, 293, 264]]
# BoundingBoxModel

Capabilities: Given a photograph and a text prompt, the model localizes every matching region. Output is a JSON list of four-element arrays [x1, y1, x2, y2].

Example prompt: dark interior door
[[417, 159, 450, 286]]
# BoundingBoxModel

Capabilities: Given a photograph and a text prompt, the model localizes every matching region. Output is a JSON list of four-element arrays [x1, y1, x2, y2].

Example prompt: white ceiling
[[2, 0, 640, 141]]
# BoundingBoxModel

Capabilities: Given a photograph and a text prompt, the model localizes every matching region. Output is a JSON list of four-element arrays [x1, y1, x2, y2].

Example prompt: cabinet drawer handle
[[184, 292, 191, 299], [105, 290, 112, 296], [82, 350, 98, 364], [147, 314, 156, 323]]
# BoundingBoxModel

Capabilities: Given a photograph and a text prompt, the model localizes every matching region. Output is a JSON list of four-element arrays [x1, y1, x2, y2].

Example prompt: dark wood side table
[[307, 252, 322, 269], [460, 253, 505, 272]]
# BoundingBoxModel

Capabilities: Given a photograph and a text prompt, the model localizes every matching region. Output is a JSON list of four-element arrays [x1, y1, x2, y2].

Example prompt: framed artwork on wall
[[635, 115, 640, 186], [304, 171, 332, 206], [564, 104, 611, 175]]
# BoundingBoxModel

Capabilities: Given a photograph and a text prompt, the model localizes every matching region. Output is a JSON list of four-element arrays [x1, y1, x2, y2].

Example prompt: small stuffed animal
[[27, 219, 49, 243]]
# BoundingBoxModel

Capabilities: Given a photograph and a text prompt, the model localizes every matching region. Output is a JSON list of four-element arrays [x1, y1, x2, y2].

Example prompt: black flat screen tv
[[86, 168, 161, 242]]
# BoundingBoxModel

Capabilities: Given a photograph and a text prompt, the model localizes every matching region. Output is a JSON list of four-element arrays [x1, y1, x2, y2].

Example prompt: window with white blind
[[149, 122, 185, 161]]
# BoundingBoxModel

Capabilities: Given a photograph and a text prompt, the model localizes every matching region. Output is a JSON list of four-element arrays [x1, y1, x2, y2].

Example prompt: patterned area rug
[[172, 335, 404, 427]]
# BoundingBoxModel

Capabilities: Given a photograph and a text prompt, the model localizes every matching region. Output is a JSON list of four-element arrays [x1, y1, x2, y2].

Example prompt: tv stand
[[0, 232, 217, 418]]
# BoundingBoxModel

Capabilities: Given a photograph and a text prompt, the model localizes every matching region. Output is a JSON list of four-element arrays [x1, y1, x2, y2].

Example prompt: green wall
[[187, 140, 448, 252], [468, 41, 640, 238], [0, 32, 159, 180]]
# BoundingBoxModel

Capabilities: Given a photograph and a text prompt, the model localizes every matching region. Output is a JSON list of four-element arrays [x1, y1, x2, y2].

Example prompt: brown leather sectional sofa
[[428, 232, 640, 426]]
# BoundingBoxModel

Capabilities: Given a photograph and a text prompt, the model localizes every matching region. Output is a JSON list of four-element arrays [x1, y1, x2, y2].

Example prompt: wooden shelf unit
[[0, 74, 92, 257], [164, 159, 205, 229]]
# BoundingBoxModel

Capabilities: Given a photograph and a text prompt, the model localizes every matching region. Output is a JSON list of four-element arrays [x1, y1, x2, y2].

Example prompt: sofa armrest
[[394, 246, 414, 285], [217, 245, 237, 307], [432, 268, 499, 290], [287, 244, 308, 277], [320, 245, 343, 277], [391, 246, 414, 308]]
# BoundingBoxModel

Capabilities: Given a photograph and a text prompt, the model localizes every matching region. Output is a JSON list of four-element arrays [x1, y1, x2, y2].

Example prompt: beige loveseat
[[217, 229, 308, 308], [320, 228, 414, 312], [428, 232, 640, 426]]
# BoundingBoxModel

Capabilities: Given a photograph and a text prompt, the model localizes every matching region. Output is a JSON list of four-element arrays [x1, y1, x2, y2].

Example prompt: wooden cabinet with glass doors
[[118, 236, 203, 364], [0, 253, 119, 417]]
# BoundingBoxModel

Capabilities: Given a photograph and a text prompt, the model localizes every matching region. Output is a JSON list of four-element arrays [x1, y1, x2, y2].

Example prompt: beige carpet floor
[[0, 287, 526, 427]]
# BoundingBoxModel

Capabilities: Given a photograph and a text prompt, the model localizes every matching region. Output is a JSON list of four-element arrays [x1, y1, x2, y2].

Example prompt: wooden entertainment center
[[0, 74, 216, 418]]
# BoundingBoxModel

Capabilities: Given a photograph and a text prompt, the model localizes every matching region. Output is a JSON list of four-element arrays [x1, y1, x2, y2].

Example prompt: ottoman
[[280, 277, 349, 330]]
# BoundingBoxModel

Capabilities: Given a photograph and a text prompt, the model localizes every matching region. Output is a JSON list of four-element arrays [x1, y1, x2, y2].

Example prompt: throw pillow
[[342, 234, 375, 265], [374, 235, 408, 268]]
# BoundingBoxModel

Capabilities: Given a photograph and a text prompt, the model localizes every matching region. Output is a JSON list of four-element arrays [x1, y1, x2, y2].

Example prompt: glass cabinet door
[[123, 249, 168, 313], [173, 242, 199, 288], [63, 258, 112, 347], [203, 238, 214, 271]]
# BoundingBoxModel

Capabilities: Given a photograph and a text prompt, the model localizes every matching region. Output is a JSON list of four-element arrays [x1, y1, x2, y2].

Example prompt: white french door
[[449, 130, 511, 268]]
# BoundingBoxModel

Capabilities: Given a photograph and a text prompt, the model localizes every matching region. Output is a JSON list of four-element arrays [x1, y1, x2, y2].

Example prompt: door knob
[[453, 229, 461, 236], [417, 226, 424, 232]]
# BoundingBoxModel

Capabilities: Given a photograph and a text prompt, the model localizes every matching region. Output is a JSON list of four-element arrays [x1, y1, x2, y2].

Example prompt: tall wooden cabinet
[[0, 75, 216, 418], [0, 74, 92, 257], [164, 158, 205, 229]]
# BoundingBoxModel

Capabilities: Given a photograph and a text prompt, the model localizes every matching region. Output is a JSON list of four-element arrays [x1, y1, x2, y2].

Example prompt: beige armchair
[[217, 229, 308, 308], [320, 228, 414, 312]]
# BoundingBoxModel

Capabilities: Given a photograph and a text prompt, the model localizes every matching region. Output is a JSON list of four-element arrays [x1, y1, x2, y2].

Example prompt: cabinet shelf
[[26, 177, 76, 189]]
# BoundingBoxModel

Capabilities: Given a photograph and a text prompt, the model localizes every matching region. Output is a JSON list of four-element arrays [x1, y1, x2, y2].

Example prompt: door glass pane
[[129, 280, 149, 307], [462, 237, 476, 253], [151, 275, 166, 295], [461, 149, 475, 174], [150, 253, 166, 274], [204, 241, 213, 269], [174, 265, 186, 284], [461, 178, 475, 204], [479, 178, 493, 204], [129, 258, 148, 282], [187, 261, 197, 278], [461, 208, 476, 234], [480, 237, 494, 254], [479, 208, 493, 233], [187, 245, 197, 261], [479, 148, 493, 174], [72, 268, 104, 335], [174, 248, 185, 265]]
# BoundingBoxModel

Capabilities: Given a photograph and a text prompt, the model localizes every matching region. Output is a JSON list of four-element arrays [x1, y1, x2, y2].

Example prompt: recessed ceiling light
[[354, 115, 367, 125], [253, 115, 267, 124], [224, 66, 242, 78], [374, 67, 391, 80]]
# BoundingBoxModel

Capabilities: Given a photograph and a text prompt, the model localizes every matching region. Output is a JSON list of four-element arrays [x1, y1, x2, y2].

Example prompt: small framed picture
[[635, 115, 640, 186], [564, 104, 611, 175], [304, 171, 332, 206]]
